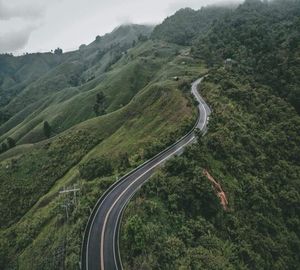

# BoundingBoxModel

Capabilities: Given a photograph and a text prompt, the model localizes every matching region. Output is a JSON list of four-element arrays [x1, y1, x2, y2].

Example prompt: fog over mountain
[[0, 0, 241, 54]]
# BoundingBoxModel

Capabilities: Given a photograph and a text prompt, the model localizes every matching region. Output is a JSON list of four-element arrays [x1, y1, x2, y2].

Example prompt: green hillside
[[0, 53, 62, 120], [121, 1, 300, 269], [0, 24, 205, 268], [0, 0, 299, 269], [193, 0, 300, 113], [152, 6, 233, 45], [0, 24, 154, 146], [121, 68, 300, 269]]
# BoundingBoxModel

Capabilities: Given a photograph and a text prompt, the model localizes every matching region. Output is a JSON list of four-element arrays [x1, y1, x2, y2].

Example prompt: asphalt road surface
[[81, 76, 211, 270]]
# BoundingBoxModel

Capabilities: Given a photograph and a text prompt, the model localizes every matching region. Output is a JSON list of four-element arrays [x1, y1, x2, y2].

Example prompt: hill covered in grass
[[0, 23, 206, 268], [0, 24, 154, 145]]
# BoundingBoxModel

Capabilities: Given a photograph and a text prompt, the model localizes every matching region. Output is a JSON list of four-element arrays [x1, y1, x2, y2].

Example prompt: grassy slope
[[0, 56, 159, 144], [0, 53, 62, 108], [0, 25, 154, 145], [0, 40, 206, 269], [3, 61, 85, 116], [0, 41, 179, 226]]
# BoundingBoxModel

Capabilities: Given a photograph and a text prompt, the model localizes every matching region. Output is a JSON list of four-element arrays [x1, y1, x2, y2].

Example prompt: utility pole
[[61, 204, 69, 221], [59, 184, 80, 221], [56, 186, 80, 269], [59, 184, 80, 205]]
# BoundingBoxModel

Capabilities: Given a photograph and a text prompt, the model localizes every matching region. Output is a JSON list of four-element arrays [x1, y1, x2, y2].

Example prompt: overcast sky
[[0, 0, 239, 54]]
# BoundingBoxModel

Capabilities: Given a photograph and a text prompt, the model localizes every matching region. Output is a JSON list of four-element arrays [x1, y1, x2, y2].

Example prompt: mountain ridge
[[0, 1, 299, 269]]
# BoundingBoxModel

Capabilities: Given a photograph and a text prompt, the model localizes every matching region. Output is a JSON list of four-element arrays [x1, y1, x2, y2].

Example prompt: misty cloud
[[0, 26, 36, 53], [0, 0, 44, 21], [166, 0, 240, 13], [166, 0, 208, 13], [0, 0, 242, 54]]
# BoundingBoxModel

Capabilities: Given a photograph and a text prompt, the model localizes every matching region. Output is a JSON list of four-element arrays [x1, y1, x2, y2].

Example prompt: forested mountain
[[193, 0, 300, 113], [152, 0, 300, 113], [0, 0, 299, 269], [152, 6, 233, 45], [121, 68, 300, 269], [120, 0, 300, 269]]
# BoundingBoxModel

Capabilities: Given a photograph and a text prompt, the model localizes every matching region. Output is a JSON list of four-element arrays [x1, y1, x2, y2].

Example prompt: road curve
[[81, 77, 211, 270]]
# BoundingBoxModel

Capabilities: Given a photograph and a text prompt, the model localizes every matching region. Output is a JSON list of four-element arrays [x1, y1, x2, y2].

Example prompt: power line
[[59, 184, 80, 221]]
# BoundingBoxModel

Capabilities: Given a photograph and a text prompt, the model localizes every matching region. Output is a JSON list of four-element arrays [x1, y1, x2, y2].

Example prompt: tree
[[1, 143, 7, 153], [69, 75, 79, 86], [179, 81, 190, 92], [7, 137, 15, 148], [93, 92, 106, 116], [79, 44, 86, 51], [93, 103, 100, 116], [138, 35, 148, 42], [43, 121, 52, 138], [54, 48, 63, 55], [119, 152, 130, 171], [0, 111, 10, 125], [79, 157, 113, 180], [96, 91, 105, 105]]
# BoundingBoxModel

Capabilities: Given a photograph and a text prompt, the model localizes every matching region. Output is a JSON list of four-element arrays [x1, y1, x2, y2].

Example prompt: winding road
[[81, 77, 211, 270]]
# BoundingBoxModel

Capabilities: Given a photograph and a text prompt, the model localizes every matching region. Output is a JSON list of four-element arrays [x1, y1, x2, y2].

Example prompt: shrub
[[43, 121, 52, 138], [79, 157, 113, 180], [7, 137, 16, 148]]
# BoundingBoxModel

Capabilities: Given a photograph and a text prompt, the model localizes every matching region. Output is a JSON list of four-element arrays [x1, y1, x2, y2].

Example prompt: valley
[[0, 0, 299, 269]]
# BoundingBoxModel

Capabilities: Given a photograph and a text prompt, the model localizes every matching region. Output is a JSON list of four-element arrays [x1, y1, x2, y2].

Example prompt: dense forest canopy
[[121, 0, 300, 269], [152, 6, 233, 45], [153, 0, 300, 113], [122, 63, 300, 270], [193, 0, 300, 113]]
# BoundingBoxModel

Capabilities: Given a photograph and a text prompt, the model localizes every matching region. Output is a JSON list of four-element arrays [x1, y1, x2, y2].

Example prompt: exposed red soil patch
[[203, 169, 228, 210]]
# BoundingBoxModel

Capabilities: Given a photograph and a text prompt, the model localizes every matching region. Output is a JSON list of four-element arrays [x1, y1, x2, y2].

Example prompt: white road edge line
[[113, 78, 208, 270], [101, 135, 195, 270], [111, 80, 209, 269], [112, 137, 198, 270], [85, 77, 208, 270]]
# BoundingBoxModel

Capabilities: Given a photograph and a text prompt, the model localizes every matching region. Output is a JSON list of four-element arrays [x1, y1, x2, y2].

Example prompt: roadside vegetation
[[0, 25, 205, 269], [121, 66, 300, 270], [0, 0, 299, 269], [121, 0, 300, 269]]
